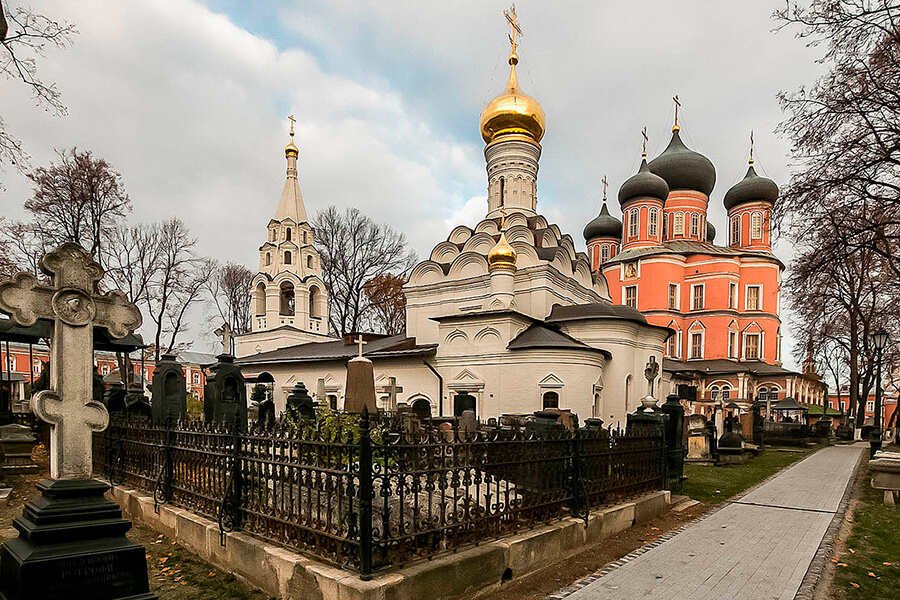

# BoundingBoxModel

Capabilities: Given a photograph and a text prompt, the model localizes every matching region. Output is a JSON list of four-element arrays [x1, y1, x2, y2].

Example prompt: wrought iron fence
[[93, 411, 664, 577]]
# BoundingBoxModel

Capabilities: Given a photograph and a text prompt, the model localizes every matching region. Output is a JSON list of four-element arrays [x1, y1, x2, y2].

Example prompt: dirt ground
[[0, 445, 271, 600], [480, 500, 711, 600]]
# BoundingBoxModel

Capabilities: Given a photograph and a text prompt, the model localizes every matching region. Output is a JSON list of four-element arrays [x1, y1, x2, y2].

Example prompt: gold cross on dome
[[749, 130, 755, 164], [673, 95, 681, 129], [641, 126, 649, 157], [288, 114, 296, 137], [601, 175, 608, 201], [505, 4, 523, 54]]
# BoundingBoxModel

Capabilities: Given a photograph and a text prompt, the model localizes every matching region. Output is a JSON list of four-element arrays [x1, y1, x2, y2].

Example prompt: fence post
[[358, 406, 374, 579], [154, 416, 173, 512], [660, 394, 684, 494]]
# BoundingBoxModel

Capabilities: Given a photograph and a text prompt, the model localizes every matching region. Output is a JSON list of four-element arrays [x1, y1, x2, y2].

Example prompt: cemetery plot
[[94, 412, 665, 577]]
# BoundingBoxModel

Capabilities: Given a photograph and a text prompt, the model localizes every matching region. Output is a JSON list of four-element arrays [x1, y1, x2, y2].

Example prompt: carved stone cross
[[0, 243, 141, 480], [355, 334, 367, 358], [214, 321, 235, 355]]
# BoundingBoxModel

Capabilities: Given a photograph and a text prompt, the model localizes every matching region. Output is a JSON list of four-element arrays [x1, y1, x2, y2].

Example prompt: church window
[[624, 286, 637, 309], [691, 284, 705, 310], [279, 282, 295, 316], [309, 286, 320, 318], [592, 245, 599, 266], [667, 331, 679, 357], [674, 212, 684, 235], [746, 285, 761, 311], [600, 245, 609, 261], [744, 333, 760, 360], [286, 227, 292, 241], [303, 231, 308, 244], [668, 284, 679, 310], [270, 229, 276, 242], [542, 391, 559, 409], [628, 208, 639, 238], [730, 216, 740, 245], [776, 328, 782, 362], [690, 213, 700, 237], [728, 330, 738, 358], [625, 374, 633, 411], [729, 283, 737, 309], [710, 386, 719, 401], [307, 255, 313, 269], [499, 177, 505, 207], [721, 385, 731, 400], [265, 253, 271, 266], [750, 212, 763, 239], [284, 251, 292, 265], [690, 332, 703, 359], [649, 208, 659, 237], [255, 283, 266, 315]]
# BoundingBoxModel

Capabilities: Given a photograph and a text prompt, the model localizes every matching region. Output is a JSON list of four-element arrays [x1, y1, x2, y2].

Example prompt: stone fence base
[[107, 486, 671, 600]]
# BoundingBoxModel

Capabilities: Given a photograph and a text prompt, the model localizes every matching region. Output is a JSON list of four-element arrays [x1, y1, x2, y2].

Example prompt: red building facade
[[584, 124, 826, 412]]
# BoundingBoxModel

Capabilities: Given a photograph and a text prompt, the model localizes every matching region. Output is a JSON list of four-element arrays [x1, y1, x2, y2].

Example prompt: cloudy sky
[[0, 0, 824, 365]]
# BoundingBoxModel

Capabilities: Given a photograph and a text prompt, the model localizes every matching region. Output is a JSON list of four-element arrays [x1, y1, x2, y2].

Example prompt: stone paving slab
[[563, 445, 865, 600]]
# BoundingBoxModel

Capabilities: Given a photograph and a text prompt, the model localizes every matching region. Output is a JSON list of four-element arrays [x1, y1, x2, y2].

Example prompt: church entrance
[[412, 398, 431, 420], [453, 392, 477, 417]]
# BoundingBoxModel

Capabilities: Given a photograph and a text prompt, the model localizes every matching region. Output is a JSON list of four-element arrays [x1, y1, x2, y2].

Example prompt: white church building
[[236, 42, 672, 426]]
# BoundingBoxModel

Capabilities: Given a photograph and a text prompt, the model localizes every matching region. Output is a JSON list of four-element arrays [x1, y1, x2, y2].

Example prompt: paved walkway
[[564, 444, 865, 600]]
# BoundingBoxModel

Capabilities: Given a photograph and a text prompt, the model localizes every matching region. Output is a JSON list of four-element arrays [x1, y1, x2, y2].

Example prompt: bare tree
[[25, 148, 131, 263], [144, 218, 211, 361], [0, 1, 77, 181], [364, 273, 407, 335], [0, 217, 43, 278], [313, 206, 417, 337], [205, 261, 253, 335]]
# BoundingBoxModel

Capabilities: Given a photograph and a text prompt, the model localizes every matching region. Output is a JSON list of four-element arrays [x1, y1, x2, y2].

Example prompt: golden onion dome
[[285, 140, 299, 157], [488, 231, 517, 271], [479, 53, 545, 144]]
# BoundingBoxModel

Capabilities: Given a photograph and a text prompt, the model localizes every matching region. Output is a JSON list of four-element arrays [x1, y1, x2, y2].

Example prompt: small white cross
[[355, 335, 367, 358]]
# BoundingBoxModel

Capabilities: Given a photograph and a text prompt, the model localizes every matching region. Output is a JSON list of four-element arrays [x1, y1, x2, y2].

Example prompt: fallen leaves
[[850, 582, 860, 588]]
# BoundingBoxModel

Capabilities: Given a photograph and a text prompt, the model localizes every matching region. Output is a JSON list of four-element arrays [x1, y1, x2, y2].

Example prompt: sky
[[0, 0, 825, 365]]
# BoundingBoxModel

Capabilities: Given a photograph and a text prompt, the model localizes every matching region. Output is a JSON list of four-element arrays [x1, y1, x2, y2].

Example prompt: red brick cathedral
[[584, 122, 826, 414]]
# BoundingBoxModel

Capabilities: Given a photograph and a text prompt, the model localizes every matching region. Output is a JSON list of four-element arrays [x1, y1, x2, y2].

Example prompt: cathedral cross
[[215, 321, 235, 355], [749, 130, 755, 164], [288, 114, 296, 136], [355, 334, 367, 358], [641, 126, 649, 157], [673, 95, 681, 129], [505, 4, 523, 54], [0, 243, 142, 480], [601, 175, 608, 201]]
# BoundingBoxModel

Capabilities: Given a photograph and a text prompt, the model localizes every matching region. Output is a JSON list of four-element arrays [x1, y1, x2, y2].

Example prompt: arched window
[[649, 207, 659, 237], [690, 213, 700, 237], [628, 208, 639, 237], [710, 386, 720, 402], [254, 282, 266, 315], [721, 385, 732, 401], [542, 391, 559, 409], [279, 282, 295, 316], [285, 227, 292, 241], [303, 231, 308, 244], [308, 286, 319, 318], [265, 252, 271, 266], [625, 374, 633, 411], [307, 255, 313, 269], [284, 251, 292, 265], [600, 245, 609, 261], [730, 216, 740, 245], [674, 212, 685, 235], [750, 212, 763, 239]]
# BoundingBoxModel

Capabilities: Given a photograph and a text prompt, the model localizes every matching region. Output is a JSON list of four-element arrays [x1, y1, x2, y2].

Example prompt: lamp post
[[871, 328, 889, 458]]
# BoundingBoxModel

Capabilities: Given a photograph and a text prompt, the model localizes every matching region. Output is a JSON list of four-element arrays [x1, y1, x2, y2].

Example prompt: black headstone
[[150, 353, 186, 424], [286, 382, 315, 421], [105, 382, 127, 417], [125, 386, 152, 420], [256, 399, 276, 430], [203, 354, 246, 429]]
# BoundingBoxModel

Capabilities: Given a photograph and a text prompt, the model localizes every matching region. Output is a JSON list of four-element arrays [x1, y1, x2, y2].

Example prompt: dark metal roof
[[663, 358, 798, 377], [235, 335, 437, 366], [618, 158, 669, 206], [507, 323, 611, 358], [771, 397, 808, 411], [175, 351, 218, 367], [583, 201, 622, 241], [706, 220, 716, 243], [546, 302, 648, 325], [724, 165, 778, 210], [0, 316, 146, 352], [648, 130, 716, 195]]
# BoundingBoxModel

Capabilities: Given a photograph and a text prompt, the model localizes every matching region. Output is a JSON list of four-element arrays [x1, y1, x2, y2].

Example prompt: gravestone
[[125, 385, 152, 420], [203, 354, 247, 429], [0, 242, 155, 600], [286, 381, 315, 420], [458, 409, 478, 439], [344, 336, 377, 414], [105, 382, 127, 416], [686, 414, 712, 462], [150, 353, 186, 424], [0, 423, 39, 475], [256, 398, 276, 429]]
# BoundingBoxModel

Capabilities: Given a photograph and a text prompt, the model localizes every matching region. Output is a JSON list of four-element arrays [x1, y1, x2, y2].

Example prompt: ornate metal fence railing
[[94, 411, 664, 577]]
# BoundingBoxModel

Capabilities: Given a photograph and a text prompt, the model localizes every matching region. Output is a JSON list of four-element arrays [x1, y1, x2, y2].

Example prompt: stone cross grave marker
[[377, 376, 403, 411], [214, 321, 235, 355], [0, 243, 141, 479]]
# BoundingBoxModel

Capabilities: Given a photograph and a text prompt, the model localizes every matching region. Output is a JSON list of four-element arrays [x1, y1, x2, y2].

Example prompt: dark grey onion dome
[[617, 158, 669, 206], [723, 164, 778, 210], [583, 200, 622, 241], [706, 220, 716, 243], [648, 130, 716, 196]]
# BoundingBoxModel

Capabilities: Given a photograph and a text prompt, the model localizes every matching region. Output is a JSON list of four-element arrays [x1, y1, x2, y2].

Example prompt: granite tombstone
[[150, 353, 186, 424]]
